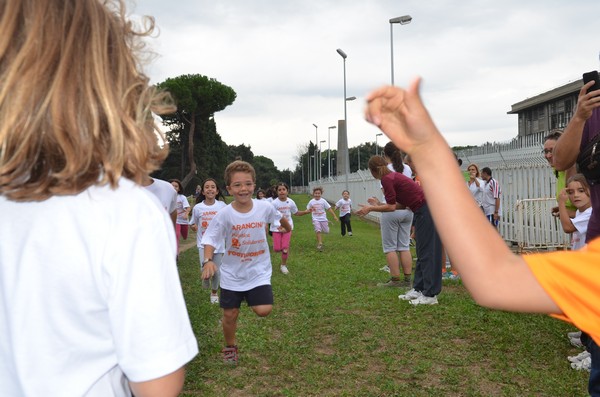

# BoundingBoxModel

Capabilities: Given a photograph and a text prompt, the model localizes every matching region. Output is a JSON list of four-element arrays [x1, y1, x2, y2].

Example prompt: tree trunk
[[181, 112, 197, 189]]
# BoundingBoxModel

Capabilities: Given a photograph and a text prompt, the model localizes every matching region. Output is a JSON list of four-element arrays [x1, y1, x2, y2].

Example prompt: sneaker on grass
[[570, 336, 584, 349], [409, 295, 438, 306], [280, 265, 289, 275], [380, 265, 390, 273], [222, 345, 238, 365], [317, 244, 323, 252], [568, 351, 591, 363], [567, 330, 582, 339], [398, 288, 422, 301], [377, 279, 405, 287], [210, 293, 219, 304]]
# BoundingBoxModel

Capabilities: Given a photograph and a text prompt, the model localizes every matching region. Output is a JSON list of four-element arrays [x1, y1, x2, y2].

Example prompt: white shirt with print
[[191, 200, 227, 251]]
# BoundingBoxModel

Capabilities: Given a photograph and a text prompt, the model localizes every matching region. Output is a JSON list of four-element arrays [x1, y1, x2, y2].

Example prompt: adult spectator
[[543, 130, 577, 217], [481, 167, 501, 228], [552, 79, 600, 394]]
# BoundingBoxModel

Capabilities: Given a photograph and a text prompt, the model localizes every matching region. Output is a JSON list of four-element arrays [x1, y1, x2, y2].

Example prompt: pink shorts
[[312, 220, 329, 234], [272, 231, 292, 252]]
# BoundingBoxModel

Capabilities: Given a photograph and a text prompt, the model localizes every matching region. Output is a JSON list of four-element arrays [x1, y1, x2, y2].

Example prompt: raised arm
[[364, 79, 559, 314], [553, 81, 600, 170]]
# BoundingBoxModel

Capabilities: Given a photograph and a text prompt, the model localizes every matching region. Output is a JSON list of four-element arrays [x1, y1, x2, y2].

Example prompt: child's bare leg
[[316, 232, 322, 245], [222, 308, 239, 346], [385, 251, 401, 278], [251, 304, 273, 317]]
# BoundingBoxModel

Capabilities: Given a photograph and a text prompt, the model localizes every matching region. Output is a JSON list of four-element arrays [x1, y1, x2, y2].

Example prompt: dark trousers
[[582, 332, 600, 396], [340, 213, 352, 236], [412, 203, 442, 297]]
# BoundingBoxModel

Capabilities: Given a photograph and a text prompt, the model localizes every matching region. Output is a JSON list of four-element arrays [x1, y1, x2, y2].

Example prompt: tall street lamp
[[312, 124, 318, 182], [319, 140, 326, 180], [310, 155, 314, 182], [327, 125, 336, 178], [389, 15, 412, 86], [336, 48, 350, 190], [308, 151, 312, 183], [375, 133, 383, 156]]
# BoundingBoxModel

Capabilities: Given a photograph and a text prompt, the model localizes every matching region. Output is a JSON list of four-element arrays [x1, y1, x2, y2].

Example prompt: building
[[507, 79, 582, 137]]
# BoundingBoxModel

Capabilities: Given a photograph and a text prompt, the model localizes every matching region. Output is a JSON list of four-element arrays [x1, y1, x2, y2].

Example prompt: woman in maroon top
[[358, 156, 443, 305]]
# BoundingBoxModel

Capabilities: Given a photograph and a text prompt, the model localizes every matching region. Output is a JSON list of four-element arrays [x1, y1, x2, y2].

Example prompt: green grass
[[178, 194, 588, 397]]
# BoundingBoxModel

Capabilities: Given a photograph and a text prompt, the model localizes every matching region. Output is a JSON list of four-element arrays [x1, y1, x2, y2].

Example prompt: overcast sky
[[132, 0, 600, 171]]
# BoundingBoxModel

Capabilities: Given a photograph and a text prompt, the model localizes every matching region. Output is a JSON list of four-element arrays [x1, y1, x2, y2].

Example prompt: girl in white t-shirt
[[190, 178, 227, 303], [558, 174, 593, 250], [270, 182, 299, 274], [335, 190, 353, 236], [297, 186, 338, 251], [170, 179, 191, 256]]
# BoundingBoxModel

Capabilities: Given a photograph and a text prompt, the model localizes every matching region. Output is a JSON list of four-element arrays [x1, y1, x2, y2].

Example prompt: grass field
[[177, 194, 588, 397]]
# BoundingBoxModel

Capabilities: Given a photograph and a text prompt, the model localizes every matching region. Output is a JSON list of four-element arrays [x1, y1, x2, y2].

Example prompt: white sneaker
[[571, 356, 591, 371], [569, 336, 584, 348], [398, 288, 422, 301], [380, 265, 390, 273], [348, 232, 353, 236], [567, 331, 582, 339], [210, 294, 219, 304], [280, 265, 289, 274], [568, 351, 590, 363], [409, 295, 438, 305]]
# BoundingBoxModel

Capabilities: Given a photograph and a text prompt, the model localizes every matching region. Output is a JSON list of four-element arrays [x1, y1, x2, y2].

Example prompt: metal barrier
[[515, 198, 570, 252]]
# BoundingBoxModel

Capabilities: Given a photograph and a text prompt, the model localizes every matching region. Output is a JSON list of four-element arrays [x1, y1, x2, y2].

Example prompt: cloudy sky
[[132, 0, 600, 171]]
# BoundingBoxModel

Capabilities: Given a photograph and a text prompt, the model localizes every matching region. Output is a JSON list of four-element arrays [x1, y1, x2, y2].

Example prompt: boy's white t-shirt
[[201, 200, 282, 291], [571, 207, 593, 250], [175, 194, 191, 224], [191, 200, 227, 251], [0, 179, 198, 397], [307, 198, 331, 222], [270, 197, 298, 231], [335, 198, 352, 217]]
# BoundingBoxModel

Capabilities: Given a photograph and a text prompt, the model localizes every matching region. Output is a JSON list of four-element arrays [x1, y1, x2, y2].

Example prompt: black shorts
[[220, 284, 273, 309]]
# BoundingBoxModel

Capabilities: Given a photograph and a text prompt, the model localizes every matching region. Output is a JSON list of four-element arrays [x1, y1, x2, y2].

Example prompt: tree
[[157, 74, 236, 190], [253, 156, 281, 190]]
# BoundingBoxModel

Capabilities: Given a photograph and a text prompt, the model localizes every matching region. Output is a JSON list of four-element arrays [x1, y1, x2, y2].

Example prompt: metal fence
[[308, 135, 572, 250]]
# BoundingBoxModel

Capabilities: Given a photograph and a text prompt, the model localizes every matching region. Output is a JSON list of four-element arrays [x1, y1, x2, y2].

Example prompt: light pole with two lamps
[[312, 124, 318, 182], [389, 15, 412, 86], [336, 48, 350, 190]]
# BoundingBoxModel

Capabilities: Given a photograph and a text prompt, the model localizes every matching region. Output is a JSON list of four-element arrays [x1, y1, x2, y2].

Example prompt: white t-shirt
[[175, 194, 191, 225], [201, 200, 282, 291], [482, 178, 502, 216], [0, 179, 198, 397], [467, 178, 485, 206], [270, 197, 298, 231], [191, 200, 227, 251], [144, 178, 177, 215], [335, 198, 352, 217], [307, 198, 332, 222], [571, 207, 593, 250]]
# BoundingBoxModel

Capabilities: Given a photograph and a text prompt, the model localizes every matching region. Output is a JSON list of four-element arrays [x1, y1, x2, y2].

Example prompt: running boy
[[297, 187, 338, 251], [335, 190, 353, 236], [201, 161, 291, 364]]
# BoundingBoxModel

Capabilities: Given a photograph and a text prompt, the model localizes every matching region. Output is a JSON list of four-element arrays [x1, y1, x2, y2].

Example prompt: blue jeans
[[582, 333, 600, 396]]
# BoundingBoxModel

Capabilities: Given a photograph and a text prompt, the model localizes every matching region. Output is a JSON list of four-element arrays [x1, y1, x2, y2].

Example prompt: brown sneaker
[[222, 345, 238, 365], [377, 279, 405, 287]]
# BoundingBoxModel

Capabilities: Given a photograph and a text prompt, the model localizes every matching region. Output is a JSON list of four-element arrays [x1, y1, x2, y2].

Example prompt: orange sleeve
[[524, 238, 600, 346]]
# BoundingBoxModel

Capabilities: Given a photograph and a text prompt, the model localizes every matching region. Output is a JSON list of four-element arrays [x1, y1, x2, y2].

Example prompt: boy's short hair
[[481, 167, 492, 176], [342, 190, 349, 194], [224, 160, 256, 186], [312, 186, 323, 194]]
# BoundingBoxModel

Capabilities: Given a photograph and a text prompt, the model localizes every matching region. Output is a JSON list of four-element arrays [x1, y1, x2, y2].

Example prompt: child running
[[201, 161, 291, 364], [298, 187, 338, 251], [270, 182, 299, 274], [190, 178, 227, 304], [335, 190, 353, 236], [170, 179, 191, 257], [364, 79, 600, 394], [558, 174, 593, 250]]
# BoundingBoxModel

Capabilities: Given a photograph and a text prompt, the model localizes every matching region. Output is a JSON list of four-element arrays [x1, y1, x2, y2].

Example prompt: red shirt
[[381, 172, 426, 211]]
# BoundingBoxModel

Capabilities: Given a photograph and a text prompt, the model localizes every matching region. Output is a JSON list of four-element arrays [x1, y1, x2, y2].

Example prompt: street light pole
[[375, 133, 383, 156], [389, 15, 412, 86], [319, 140, 326, 180], [336, 48, 350, 190], [327, 126, 336, 179], [312, 124, 318, 182]]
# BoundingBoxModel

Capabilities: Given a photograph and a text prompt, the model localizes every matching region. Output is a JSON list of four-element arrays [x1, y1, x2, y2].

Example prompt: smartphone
[[583, 71, 600, 92]]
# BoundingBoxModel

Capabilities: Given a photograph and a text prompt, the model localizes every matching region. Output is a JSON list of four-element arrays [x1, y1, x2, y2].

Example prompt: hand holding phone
[[583, 71, 600, 93]]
